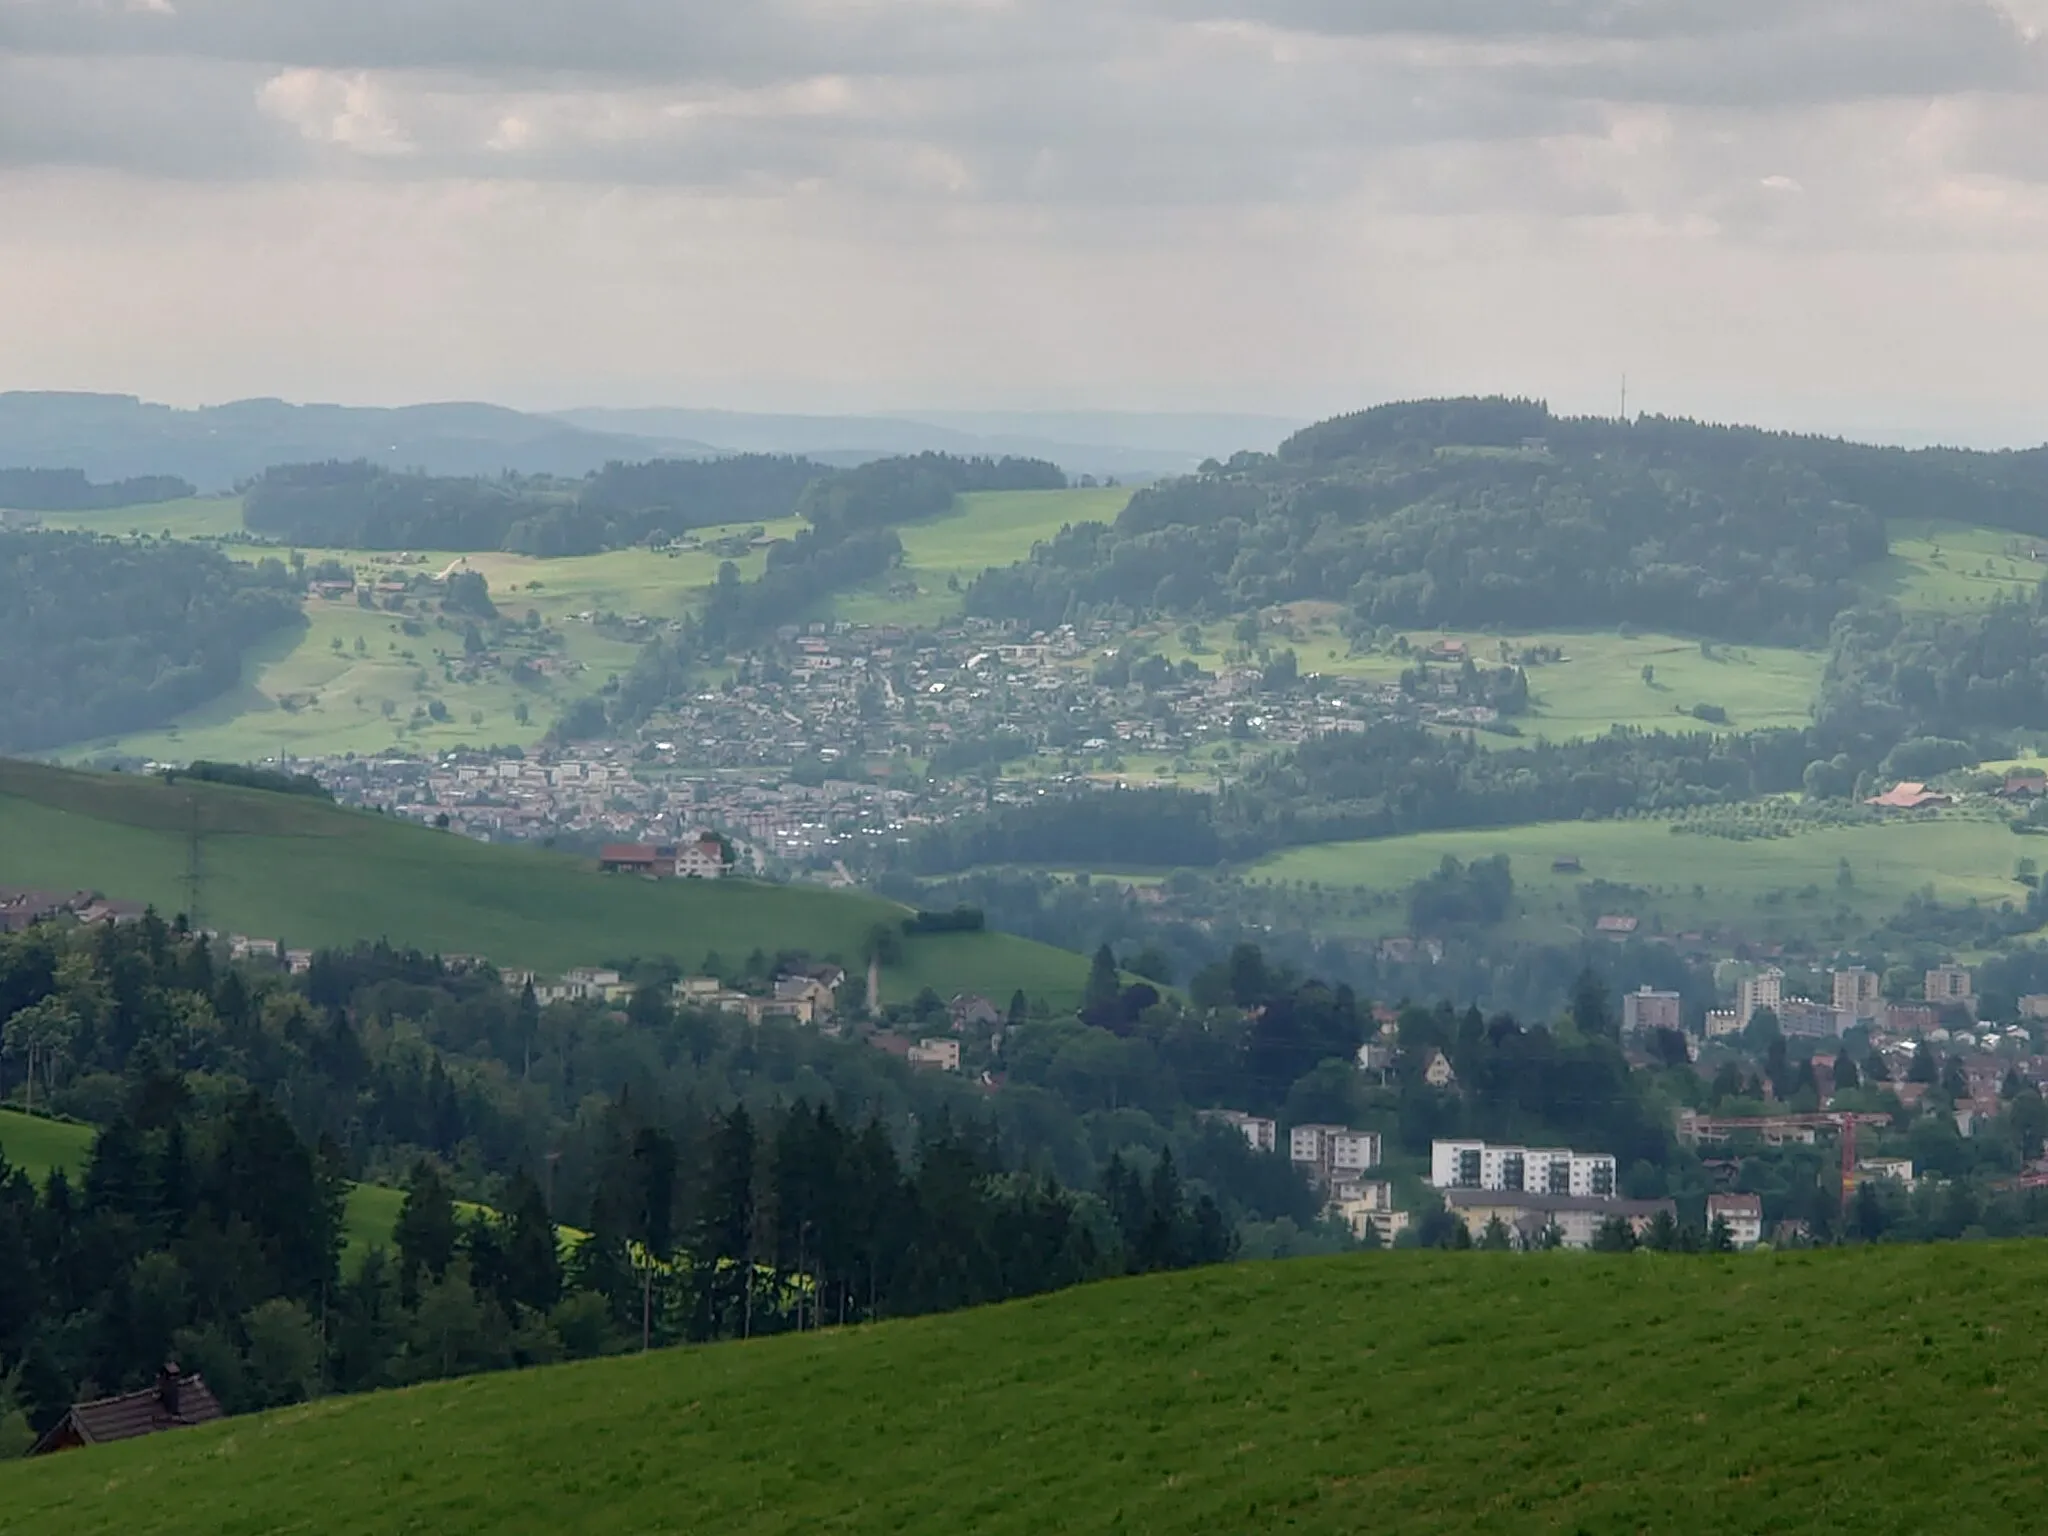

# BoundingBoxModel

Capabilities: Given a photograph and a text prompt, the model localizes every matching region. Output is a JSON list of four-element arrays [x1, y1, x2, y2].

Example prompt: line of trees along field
[[240, 450, 1065, 556], [0, 532, 305, 752], [0, 469, 195, 511], [966, 397, 2048, 643]]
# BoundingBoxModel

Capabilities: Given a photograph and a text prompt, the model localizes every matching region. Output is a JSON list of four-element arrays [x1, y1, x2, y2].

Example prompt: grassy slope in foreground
[[7, 1246, 2045, 1534], [1, 1109, 411, 1270], [0, 761, 1088, 1006]]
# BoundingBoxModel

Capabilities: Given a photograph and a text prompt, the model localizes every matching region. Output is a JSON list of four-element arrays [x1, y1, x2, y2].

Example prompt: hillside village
[[274, 611, 1511, 863]]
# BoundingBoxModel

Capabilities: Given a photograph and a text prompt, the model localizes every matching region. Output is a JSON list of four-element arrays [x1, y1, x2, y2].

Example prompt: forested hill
[[967, 397, 2048, 643], [243, 451, 1066, 556], [0, 533, 304, 752]]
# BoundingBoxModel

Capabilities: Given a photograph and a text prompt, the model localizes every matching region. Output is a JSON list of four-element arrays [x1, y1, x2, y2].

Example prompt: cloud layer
[[4, 0, 2048, 431]]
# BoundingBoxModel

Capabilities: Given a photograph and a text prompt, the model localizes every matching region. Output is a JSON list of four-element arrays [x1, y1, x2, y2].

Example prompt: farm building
[[31, 1367, 223, 1456], [1866, 782, 1953, 811]]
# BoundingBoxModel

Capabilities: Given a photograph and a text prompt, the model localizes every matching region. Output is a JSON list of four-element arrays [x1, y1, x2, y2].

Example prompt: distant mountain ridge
[[0, 392, 1301, 489]]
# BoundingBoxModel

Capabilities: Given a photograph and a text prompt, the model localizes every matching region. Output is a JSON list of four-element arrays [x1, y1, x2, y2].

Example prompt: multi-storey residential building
[[1926, 965, 1975, 1010], [1441, 1191, 1674, 1250], [1290, 1125, 1382, 1186], [1621, 987, 1682, 1035], [1832, 967, 1882, 1020], [1429, 1140, 1618, 1198], [1736, 969, 1784, 1028]]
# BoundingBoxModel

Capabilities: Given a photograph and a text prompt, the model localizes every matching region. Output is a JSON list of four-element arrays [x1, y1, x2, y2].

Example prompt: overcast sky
[[5, 0, 2048, 440]]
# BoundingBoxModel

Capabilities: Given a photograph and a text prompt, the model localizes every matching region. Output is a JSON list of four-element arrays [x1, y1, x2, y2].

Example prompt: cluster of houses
[[516, 965, 846, 1028], [0, 886, 147, 934]]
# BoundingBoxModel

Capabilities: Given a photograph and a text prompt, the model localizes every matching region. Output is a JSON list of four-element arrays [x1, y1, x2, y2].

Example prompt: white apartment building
[[1736, 969, 1784, 1028], [1430, 1139, 1618, 1198], [1290, 1125, 1383, 1185]]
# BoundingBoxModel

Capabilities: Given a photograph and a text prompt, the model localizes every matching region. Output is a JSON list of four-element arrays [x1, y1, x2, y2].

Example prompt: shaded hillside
[[967, 397, 2048, 643], [0, 533, 304, 752], [6, 1245, 2046, 1532], [0, 393, 700, 486], [0, 760, 1089, 1004]]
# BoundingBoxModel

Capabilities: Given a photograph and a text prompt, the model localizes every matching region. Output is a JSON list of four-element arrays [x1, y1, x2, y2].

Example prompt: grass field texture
[[0, 1109, 413, 1270], [1252, 811, 2031, 944], [7, 1245, 2048, 1533], [58, 515, 799, 764], [831, 487, 1131, 625], [0, 760, 1090, 1005]]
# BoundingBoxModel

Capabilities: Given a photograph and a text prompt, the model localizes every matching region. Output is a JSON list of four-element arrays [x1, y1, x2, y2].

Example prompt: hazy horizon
[[8, 1, 2048, 445]]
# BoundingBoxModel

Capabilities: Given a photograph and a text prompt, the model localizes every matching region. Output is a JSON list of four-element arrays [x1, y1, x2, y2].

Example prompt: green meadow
[[0, 761, 1088, 1005], [30, 496, 251, 541], [10, 1245, 2048, 1533], [832, 486, 1132, 625], [1864, 518, 2045, 612], [57, 514, 801, 763], [1250, 810, 2031, 944]]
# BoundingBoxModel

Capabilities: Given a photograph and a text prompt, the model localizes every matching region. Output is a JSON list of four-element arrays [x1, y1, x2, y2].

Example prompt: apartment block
[[1926, 965, 1975, 1009], [1429, 1140, 1618, 1198], [1621, 987, 1682, 1035], [1736, 969, 1784, 1027], [1831, 967, 1882, 1019], [1290, 1125, 1382, 1186]]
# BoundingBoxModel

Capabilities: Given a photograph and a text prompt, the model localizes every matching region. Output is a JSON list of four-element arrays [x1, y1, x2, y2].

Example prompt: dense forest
[[0, 469, 195, 512], [966, 398, 2048, 643], [242, 451, 1064, 559], [0, 533, 304, 752]]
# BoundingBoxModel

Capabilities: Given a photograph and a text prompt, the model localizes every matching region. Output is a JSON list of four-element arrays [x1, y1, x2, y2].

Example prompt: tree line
[[241, 451, 1064, 559], [0, 469, 195, 512], [0, 532, 304, 752]]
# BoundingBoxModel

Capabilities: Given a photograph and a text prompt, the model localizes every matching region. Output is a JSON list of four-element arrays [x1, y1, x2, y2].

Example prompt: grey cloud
[[1, 0, 1117, 83]]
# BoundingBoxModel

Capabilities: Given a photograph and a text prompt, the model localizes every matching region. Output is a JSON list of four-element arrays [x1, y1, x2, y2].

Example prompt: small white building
[[1706, 1193, 1764, 1249], [908, 1038, 961, 1073]]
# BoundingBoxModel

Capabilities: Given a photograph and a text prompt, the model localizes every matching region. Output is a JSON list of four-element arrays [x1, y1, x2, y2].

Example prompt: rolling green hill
[[6, 1245, 2045, 1532], [0, 760, 1089, 1005]]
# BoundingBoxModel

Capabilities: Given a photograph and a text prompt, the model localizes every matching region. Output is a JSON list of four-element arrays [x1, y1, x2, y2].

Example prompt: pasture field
[[29, 496, 250, 541], [0, 760, 1091, 1005], [1250, 810, 2032, 944], [10, 1245, 2048, 1533], [1156, 609, 1825, 742], [58, 526, 800, 764], [0, 1110, 421, 1270], [1865, 519, 2044, 612], [832, 487, 1131, 625]]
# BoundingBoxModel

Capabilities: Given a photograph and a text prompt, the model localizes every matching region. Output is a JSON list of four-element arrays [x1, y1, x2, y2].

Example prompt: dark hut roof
[[30, 1371, 224, 1455]]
